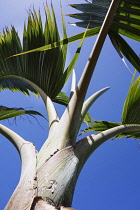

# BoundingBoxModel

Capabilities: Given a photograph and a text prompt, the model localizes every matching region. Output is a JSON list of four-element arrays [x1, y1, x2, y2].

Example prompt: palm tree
[[0, 0, 140, 209]]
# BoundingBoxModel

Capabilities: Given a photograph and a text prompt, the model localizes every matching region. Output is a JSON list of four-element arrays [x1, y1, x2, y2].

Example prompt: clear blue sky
[[0, 0, 140, 209]]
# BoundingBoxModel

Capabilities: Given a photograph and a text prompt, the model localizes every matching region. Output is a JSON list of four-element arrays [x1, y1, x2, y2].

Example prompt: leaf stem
[[68, 0, 122, 143], [75, 124, 140, 164], [0, 76, 59, 132], [0, 124, 38, 209]]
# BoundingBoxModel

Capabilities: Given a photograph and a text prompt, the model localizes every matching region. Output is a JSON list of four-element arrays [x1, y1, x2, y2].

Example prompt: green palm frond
[[68, 0, 140, 72], [53, 92, 69, 106], [68, 0, 111, 28], [0, 78, 38, 96], [68, 0, 140, 42], [83, 112, 92, 126], [0, 5, 66, 99], [8, 1, 140, 74], [0, 5, 81, 106], [80, 120, 121, 135], [81, 120, 140, 139], [122, 72, 140, 124], [109, 30, 140, 72], [0, 105, 44, 120]]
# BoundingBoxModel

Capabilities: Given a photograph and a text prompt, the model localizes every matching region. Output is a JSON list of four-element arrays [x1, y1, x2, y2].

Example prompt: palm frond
[[68, 0, 140, 72], [122, 72, 140, 124], [81, 120, 140, 139], [0, 5, 81, 105], [80, 120, 121, 135], [0, 105, 44, 120], [52, 92, 69, 106], [109, 31, 140, 72], [0, 78, 38, 96], [8, 1, 140, 75], [68, 0, 140, 42], [10, 27, 101, 57]]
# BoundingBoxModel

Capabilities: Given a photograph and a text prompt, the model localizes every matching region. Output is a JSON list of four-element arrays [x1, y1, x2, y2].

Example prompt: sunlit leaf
[[81, 120, 121, 135], [53, 92, 69, 106], [122, 73, 140, 124], [10, 27, 100, 56], [81, 120, 140, 139], [1, 4, 98, 109], [0, 5, 85, 106], [83, 112, 92, 126], [10, 1, 140, 75]]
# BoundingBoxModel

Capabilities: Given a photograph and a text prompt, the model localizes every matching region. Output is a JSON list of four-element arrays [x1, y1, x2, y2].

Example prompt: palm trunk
[[1, 123, 140, 209]]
